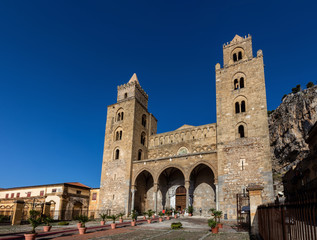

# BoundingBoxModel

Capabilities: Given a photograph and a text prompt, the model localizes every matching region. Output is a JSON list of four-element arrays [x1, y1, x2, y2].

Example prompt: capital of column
[[153, 183, 159, 193], [131, 185, 136, 192], [185, 180, 190, 189]]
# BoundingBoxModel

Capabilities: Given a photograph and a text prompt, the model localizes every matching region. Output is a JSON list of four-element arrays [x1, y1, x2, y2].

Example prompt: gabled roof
[[231, 34, 244, 43], [128, 73, 139, 84], [65, 182, 91, 189], [176, 124, 194, 130]]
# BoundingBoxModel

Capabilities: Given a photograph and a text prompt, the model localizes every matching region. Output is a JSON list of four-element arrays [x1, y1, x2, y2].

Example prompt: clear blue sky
[[0, 0, 316, 188]]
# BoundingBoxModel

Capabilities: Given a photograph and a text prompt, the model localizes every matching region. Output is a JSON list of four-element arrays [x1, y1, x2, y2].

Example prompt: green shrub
[[171, 222, 182, 229], [77, 215, 89, 227], [292, 84, 301, 93], [187, 206, 193, 214], [208, 218, 217, 228], [307, 82, 314, 88], [58, 221, 69, 225]]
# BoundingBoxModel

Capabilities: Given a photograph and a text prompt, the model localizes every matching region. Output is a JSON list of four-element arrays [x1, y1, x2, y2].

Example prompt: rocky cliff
[[268, 85, 317, 186]]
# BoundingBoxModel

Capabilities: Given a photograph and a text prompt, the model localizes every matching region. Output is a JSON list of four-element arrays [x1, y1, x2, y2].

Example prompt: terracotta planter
[[147, 219, 151, 224], [217, 223, 223, 229], [189, 213, 193, 216], [77, 223, 82, 228], [78, 227, 86, 235], [143, 216, 146, 220], [111, 223, 116, 229], [159, 217, 163, 222], [166, 216, 170, 220], [100, 220, 105, 225], [211, 227, 219, 234], [43, 226, 52, 232], [152, 215, 155, 219], [174, 215, 178, 219], [24, 233, 37, 240], [131, 220, 136, 226], [119, 218, 123, 223]]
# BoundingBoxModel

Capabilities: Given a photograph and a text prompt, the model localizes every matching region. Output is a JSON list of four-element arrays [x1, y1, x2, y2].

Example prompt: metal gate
[[236, 192, 250, 231]]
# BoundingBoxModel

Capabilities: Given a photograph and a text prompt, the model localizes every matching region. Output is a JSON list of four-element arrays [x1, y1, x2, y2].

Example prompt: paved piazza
[[0, 217, 250, 240]]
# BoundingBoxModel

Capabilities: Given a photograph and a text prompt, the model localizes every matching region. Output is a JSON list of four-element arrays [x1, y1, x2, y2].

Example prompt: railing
[[258, 191, 317, 240]]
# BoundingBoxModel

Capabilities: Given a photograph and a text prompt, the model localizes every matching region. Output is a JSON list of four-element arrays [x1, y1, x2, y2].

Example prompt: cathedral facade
[[99, 35, 274, 219]]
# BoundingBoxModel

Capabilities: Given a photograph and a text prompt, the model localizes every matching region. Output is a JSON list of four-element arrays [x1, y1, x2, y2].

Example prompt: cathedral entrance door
[[175, 186, 186, 211]]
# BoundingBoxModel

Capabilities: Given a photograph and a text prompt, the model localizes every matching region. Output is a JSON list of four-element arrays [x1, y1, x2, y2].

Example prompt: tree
[[292, 84, 301, 93], [306, 82, 314, 88]]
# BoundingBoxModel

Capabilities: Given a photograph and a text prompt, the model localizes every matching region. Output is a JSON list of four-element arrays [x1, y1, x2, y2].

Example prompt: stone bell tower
[[99, 74, 157, 214], [215, 35, 274, 219]]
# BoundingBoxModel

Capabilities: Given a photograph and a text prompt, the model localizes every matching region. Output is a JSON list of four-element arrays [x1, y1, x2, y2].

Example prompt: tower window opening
[[138, 149, 142, 160], [142, 114, 147, 127], [238, 51, 242, 60], [234, 79, 239, 90], [233, 53, 237, 62], [116, 130, 122, 140], [141, 132, 146, 146], [115, 149, 120, 159], [240, 77, 244, 88], [238, 125, 245, 138], [241, 101, 246, 112], [117, 112, 124, 121], [124, 93, 128, 99], [235, 102, 240, 114]]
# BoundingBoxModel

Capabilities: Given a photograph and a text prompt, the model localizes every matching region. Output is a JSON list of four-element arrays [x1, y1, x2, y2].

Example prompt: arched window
[[142, 114, 146, 127], [238, 125, 245, 138], [235, 102, 240, 114], [124, 93, 128, 99], [117, 112, 124, 121], [238, 51, 242, 60], [115, 130, 122, 140], [121, 112, 124, 120], [141, 132, 146, 146], [241, 101, 246, 112], [115, 149, 120, 159], [233, 53, 237, 62], [240, 77, 244, 88], [234, 79, 238, 90], [138, 150, 142, 160]]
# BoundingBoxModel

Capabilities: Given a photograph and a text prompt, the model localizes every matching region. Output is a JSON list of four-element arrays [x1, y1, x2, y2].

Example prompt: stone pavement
[[0, 217, 250, 240]]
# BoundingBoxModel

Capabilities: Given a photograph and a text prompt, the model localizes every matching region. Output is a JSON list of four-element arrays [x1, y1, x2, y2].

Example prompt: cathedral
[[99, 35, 274, 219]]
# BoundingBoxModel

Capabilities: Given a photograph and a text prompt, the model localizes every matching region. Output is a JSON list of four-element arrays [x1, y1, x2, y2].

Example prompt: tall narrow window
[[92, 193, 97, 200], [115, 149, 120, 159], [241, 101, 246, 112], [116, 131, 119, 140], [233, 53, 237, 62], [5, 194, 9, 198], [117, 113, 121, 121], [138, 150, 142, 160], [238, 51, 242, 60], [234, 79, 239, 90], [142, 114, 147, 127], [16, 193, 20, 198], [11, 193, 14, 198], [124, 93, 128, 99], [141, 132, 146, 146], [238, 125, 245, 138], [40, 191, 44, 197], [27, 192, 31, 197], [240, 77, 244, 88], [121, 112, 124, 120], [235, 102, 240, 114]]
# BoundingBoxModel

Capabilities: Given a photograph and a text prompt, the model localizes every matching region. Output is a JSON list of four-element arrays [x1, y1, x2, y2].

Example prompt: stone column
[[11, 200, 24, 225], [153, 183, 158, 214], [185, 181, 190, 208], [247, 185, 264, 235], [131, 185, 136, 212], [43, 202, 51, 216], [215, 183, 219, 210]]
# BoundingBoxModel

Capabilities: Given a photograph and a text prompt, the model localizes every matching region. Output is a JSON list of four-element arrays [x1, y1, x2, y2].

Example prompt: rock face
[[269, 85, 317, 187]]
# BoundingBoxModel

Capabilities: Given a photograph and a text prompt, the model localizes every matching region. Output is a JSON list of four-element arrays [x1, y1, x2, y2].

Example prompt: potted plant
[[131, 210, 137, 226], [24, 210, 42, 240], [108, 214, 118, 229], [214, 211, 223, 228], [99, 213, 107, 226], [142, 211, 147, 220], [118, 212, 124, 223], [188, 206, 194, 216], [209, 208, 216, 217], [42, 215, 53, 232], [174, 210, 178, 219], [165, 209, 171, 220], [146, 209, 154, 223], [158, 211, 164, 222], [208, 218, 218, 234], [77, 215, 89, 235]]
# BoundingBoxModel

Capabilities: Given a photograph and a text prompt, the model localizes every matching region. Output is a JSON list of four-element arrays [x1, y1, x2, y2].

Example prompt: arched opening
[[233, 53, 238, 62], [115, 130, 122, 141], [138, 149, 142, 160], [72, 202, 83, 219], [142, 114, 147, 127], [241, 101, 246, 112], [189, 164, 216, 215], [235, 102, 240, 114], [157, 167, 185, 212], [114, 149, 120, 159], [175, 186, 186, 211], [134, 170, 154, 214], [240, 77, 244, 88], [117, 111, 124, 121], [124, 93, 128, 99], [238, 51, 242, 60], [141, 132, 146, 146], [238, 125, 245, 138], [234, 79, 238, 90]]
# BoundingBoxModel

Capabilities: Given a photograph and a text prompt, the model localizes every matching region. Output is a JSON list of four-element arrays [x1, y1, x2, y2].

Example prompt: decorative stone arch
[[116, 108, 124, 122], [155, 164, 187, 183], [232, 72, 247, 90], [133, 167, 155, 185], [187, 161, 218, 183], [231, 47, 245, 62], [233, 95, 248, 114], [177, 146, 189, 156], [113, 147, 120, 160], [114, 126, 123, 141]]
